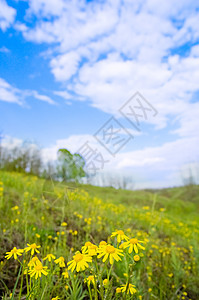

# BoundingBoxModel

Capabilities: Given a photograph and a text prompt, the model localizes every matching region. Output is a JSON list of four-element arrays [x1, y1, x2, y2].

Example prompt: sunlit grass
[[0, 171, 199, 299]]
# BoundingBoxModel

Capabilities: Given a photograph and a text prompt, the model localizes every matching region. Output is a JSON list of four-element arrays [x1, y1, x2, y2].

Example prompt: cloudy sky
[[0, 0, 199, 188]]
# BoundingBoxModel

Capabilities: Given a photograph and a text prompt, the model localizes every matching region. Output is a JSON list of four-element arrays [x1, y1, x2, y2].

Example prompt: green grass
[[0, 171, 199, 299]]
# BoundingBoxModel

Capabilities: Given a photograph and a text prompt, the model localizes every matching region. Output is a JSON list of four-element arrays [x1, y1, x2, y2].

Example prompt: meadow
[[0, 171, 199, 299]]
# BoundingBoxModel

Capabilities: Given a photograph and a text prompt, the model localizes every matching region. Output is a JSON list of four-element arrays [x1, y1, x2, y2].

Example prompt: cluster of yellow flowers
[[5, 229, 146, 298]]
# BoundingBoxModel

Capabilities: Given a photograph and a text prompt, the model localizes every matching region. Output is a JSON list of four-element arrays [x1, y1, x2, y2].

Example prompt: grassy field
[[0, 171, 199, 299]]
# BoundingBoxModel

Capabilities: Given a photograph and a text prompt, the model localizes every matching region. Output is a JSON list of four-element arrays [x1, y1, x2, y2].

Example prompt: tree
[[57, 148, 86, 182]]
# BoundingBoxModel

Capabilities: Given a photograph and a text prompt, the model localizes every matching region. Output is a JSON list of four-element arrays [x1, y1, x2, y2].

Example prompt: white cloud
[[14, 0, 199, 138], [31, 91, 56, 105], [54, 90, 71, 100], [0, 46, 10, 53], [0, 78, 22, 104], [0, 0, 16, 31], [0, 77, 56, 105], [50, 52, 80, 81]]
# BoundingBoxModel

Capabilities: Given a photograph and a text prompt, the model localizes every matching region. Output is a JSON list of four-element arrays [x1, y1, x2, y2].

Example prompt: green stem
[[11, 263, 23, 300], [88, 283, 93, 300], [18, 264, 24, 300], [26, 273, 29, 295], [26, 282, 38, 300], [40, 282, 48, 299], [107, 264, 113, 281], [95, 258, 104, 299]]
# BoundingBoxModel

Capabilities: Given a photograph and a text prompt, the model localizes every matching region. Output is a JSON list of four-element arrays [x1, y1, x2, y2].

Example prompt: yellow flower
[[120, 283, 137, 295], [43, 254, 56, 262], [97, 244, 123, 264], [28, 260, 48, 279], [82, 242, 98, 256], [67, 251, 92, 272], [65, 285, 69, 291], [111, 230, 129, 243], [25, 243, 41, 255], [11, 205, 19, 211], [61, 222, 67, 226], [116, 287, 122, 293], [159, 208, 165, 212], [35, 234, 40, 238], [84, 275, 96, 286], [142, 206, 150, 210], [28, 256, 39, 267], [121, 238, 145, 254], [5, 247, 24, 260], [99, 241, 107, 247], [62, 269, 69, 278], [134, 255, 140, 262], [52, 297, 59, 300], [148, 288, 152, 292], [103, 279, 108, 286], [55, 256, 65, 267]]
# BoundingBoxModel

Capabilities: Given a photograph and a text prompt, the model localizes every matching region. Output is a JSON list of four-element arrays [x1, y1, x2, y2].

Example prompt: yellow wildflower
[[61, 222, 67, 226], [121, 238, 145, 254], [5, 247, 24, 260], [120, 283, 137, 295], [11, 206, 19, 211], [28, 260, 48, 279], [67, 251, 92, 272], [103, 279, 108, 286], [134, 255, 140, 262], [97, 244, 123, 264], [84, 275, 96, 286], [62, 269, 69, 278], [99, 241, 107, 247], [111, 230, 129, 243], [43, 254, 56, 262], [82, 242, 98, 256], [28, 256, 39, 267], [25, 243, 41, 255], [116, 287, 122, 293], [55, 256, 65, 267]]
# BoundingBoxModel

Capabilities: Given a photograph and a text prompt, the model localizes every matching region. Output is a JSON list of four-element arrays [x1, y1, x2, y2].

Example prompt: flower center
[[31, 243, 37, 249], [130, 238, 138, 244], [106, 245, 115, 254], [74, 253, 83, 262], [35, 264, 43, 271], [12, 248, 18, 253], [88, 276, 94, 281], [117, 230, 124, 235]]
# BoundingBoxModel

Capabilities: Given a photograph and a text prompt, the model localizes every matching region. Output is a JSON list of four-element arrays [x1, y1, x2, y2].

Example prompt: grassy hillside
[[0, 171, 199, 299]]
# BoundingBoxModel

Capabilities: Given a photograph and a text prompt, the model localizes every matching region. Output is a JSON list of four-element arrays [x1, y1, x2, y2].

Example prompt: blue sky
[[0, 0, 199, 188]]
